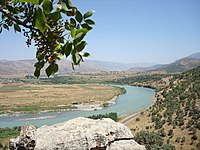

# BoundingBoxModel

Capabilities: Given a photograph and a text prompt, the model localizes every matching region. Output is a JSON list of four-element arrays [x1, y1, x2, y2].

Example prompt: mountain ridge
[[154, 52, 200, 72], [0, 52, 199, 75], [128, 52, 200, 73], [0, 59, 156, 75]]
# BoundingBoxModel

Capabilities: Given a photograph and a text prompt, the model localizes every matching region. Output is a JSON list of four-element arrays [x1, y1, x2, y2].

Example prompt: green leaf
[[72, 53, 81, 65], [73, 32, 85, 44], [54, 44, 61, 51], [34, 8, 47, 32], [57, 53, 63, 60], [14, 24, 21, 32], [34, 61, 45, 78], [19, 0, 39, 5], [76, 24, 80, 29], [3, 24, 9, 30], [75, 11, 82, 23], [34, 61, 45, 69], [70, 18, 76, 27], [66, 0, 74, 8], [82, 52, 91, 57], [70, 27, 75, 38], [36, 49, 45, 61], [49, 12, 61, 21], [45, 63, 58, 77], [81, 23, 92, 30], [75, 28, 88, 35], [63, 42, 73, 57], [34, 69, 40, 78], [54, 4, 62, 9], [75, 41, 87, 52], [79, 52, 91, 57], [83, 10, 95, 19], [85, 19, 95, 25], [53, 63, 59, 73], [0, 27, 2, 34], [45, 65, 52, 77], [42, 0, 53, 14], [60, 2, 68, 11]]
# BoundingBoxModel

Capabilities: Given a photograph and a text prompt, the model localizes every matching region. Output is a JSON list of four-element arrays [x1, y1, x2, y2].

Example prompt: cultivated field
[[0, 83, 123, 114]]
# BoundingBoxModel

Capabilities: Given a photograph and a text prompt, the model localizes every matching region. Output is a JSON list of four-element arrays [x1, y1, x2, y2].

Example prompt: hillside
[[0, 59, 155, 76], [186, 52, 200, 59], [0, 59, 106, 76], [154, 52, 200, 73], [128, 52, 200, 73], [87, 60, 156, 71], [128, 64, 165, 72], [126, 67, 200, 150], [155, 58, 200, 73]]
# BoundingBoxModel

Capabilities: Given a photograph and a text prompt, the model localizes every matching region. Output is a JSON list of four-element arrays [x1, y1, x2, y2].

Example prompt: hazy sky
[[0, 0, 200, 64]]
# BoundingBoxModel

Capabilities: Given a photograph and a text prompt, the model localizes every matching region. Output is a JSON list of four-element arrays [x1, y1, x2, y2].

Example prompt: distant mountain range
[[154, 52, 200, 73], [0, 59, 156, 75], [86, 60, 156, 71], [0, 52, 199, 75], [128, 52, 200, 73]]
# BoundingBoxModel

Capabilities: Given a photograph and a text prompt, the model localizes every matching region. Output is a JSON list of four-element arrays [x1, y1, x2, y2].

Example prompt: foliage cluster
[[114, 74, 169, 87], [134, 131, 175, 150], [0, 126, 20, 139], [0, 126, 20, 148], [88, 112, 118, 121], [0, 0, 94, 77]]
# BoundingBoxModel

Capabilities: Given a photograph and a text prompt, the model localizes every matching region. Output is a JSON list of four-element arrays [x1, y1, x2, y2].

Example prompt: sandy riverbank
[[72, 96, 118, 111], [0, 96, 119, 117]]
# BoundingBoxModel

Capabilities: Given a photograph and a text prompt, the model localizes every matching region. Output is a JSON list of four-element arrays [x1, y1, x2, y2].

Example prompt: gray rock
[[9, 117, 146, 150], [108, 140, 146, 150]]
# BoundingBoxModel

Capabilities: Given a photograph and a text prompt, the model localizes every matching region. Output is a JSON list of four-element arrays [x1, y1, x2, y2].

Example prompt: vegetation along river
[[0, 85, 155, 128]]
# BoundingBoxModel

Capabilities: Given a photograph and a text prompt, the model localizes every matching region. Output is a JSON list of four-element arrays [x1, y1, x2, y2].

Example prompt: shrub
[[134, 131, 163, 150], [136, 118, 140, 122], [162, 144, 175, 150], [88, 112, 117, 121]]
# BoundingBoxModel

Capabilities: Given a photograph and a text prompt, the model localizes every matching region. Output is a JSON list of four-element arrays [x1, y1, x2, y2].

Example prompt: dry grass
[[0, 83, 122, 113]]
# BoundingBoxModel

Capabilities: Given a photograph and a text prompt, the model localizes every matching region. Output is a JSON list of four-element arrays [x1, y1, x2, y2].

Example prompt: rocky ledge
[[9, 117, 146, 150]]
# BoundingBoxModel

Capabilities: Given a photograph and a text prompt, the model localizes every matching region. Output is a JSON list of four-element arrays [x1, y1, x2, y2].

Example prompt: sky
[[0, 0, 200, 64]]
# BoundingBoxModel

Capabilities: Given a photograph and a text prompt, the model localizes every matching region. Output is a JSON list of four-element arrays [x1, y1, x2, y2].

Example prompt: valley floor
[[0, 83, 124, 114]]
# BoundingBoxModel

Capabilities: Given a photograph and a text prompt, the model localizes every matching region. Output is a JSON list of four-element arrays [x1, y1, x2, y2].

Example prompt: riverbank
[[119, 95, 156, 124], [1, 94, 122, 116], [73, 96, 118, 111], [0, 83, 124, 115]]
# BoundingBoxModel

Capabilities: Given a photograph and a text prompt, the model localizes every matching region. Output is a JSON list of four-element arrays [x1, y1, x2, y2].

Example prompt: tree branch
[[0, 7, 37, 31]]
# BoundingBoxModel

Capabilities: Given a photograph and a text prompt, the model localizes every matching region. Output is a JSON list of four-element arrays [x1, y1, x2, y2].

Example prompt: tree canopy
[[0, 0, 95, 77]]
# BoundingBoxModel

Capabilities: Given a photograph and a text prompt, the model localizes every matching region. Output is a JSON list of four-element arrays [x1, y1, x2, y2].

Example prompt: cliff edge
[[9, 117, 146, 150]]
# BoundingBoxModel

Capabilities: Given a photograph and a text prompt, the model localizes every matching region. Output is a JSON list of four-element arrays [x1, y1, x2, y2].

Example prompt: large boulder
[[9, 117, 146, 150]]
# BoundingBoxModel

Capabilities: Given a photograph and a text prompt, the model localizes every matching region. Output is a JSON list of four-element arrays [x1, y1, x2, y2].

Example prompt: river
[[0, 85, 155, 128]]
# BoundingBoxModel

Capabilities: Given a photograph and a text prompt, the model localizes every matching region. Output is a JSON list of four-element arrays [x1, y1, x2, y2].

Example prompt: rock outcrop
[[9, 117, 146, 150]]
